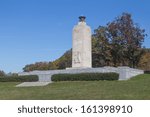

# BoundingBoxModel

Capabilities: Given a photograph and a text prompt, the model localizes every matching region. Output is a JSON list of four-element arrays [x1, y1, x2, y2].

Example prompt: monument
[[72, 16, 92, 68], [18, 16, 144, 86]]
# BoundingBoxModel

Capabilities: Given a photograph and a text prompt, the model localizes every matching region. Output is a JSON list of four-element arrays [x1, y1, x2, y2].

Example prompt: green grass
[[0, 74, 150, 100]]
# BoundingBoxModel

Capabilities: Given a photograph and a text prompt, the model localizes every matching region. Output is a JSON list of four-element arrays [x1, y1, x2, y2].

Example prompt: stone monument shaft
[[72, 16, 92, 68]]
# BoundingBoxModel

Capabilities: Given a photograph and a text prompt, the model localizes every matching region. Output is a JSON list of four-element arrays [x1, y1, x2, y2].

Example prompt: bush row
[[51, 73, 119, 81], [0, 75, 38, 82], [144, 71, 150, 74]]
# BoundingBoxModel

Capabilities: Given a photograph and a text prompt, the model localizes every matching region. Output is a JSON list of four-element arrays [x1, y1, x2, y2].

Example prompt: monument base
[[18, 66, 144, 82]]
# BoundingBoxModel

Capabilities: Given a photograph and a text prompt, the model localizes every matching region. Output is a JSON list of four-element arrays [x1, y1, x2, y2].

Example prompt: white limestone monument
[[72, 16, 92, 68]]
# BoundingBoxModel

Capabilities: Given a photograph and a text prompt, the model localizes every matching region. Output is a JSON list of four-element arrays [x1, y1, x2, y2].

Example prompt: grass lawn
[[0, 74, 150, 100]]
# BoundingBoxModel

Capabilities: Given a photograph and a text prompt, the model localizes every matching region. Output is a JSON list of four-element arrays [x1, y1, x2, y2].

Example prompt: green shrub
[[144, 71, 150, 74], [0, 75, 38, 82], [52, 73, 119, 81]]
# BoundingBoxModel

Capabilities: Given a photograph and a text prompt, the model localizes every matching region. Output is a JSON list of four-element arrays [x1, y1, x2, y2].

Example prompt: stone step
[[16, 82, 51, 87]]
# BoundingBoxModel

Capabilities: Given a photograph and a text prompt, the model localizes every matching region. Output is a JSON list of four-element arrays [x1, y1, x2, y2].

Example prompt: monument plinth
[[72, 16, 92, 68]]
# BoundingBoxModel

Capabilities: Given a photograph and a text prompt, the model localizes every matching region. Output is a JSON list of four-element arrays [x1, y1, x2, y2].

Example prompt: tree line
[[22, 13, 149, 72], [0, 70, 18, 77]]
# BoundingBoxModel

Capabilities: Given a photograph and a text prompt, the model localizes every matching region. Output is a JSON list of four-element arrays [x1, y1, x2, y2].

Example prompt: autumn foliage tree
[[108, 13, 146, 68], [138, 52, 150, 70], [93, 13, 146, 67]]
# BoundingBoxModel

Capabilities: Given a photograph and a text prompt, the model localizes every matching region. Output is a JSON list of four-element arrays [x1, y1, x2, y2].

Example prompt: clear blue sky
[[0, 0, 150, 73]]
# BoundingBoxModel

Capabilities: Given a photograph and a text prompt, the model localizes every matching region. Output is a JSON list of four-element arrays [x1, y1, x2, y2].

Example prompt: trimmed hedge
[[144, 71, 150, 74], [0, 75, 38, 82], [51, 73, 119, 81]]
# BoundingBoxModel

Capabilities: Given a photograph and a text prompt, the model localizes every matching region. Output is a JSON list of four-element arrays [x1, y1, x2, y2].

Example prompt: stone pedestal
[[18, 67, 144, 82], [72, 16, 92, 68]]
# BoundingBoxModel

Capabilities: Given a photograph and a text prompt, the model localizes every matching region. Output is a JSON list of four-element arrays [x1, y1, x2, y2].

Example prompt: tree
[[138, 52, 150, 70], [107, 22, 125, 66], [0, 70, 5, 77], [92, 26, 112, 67], [56, 49, 72, 69], [107, 13, 146, 67]]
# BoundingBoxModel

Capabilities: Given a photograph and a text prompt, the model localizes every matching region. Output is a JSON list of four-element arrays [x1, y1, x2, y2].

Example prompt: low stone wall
[[118, 67, 144, 80], [18, 67, 144, 82]]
